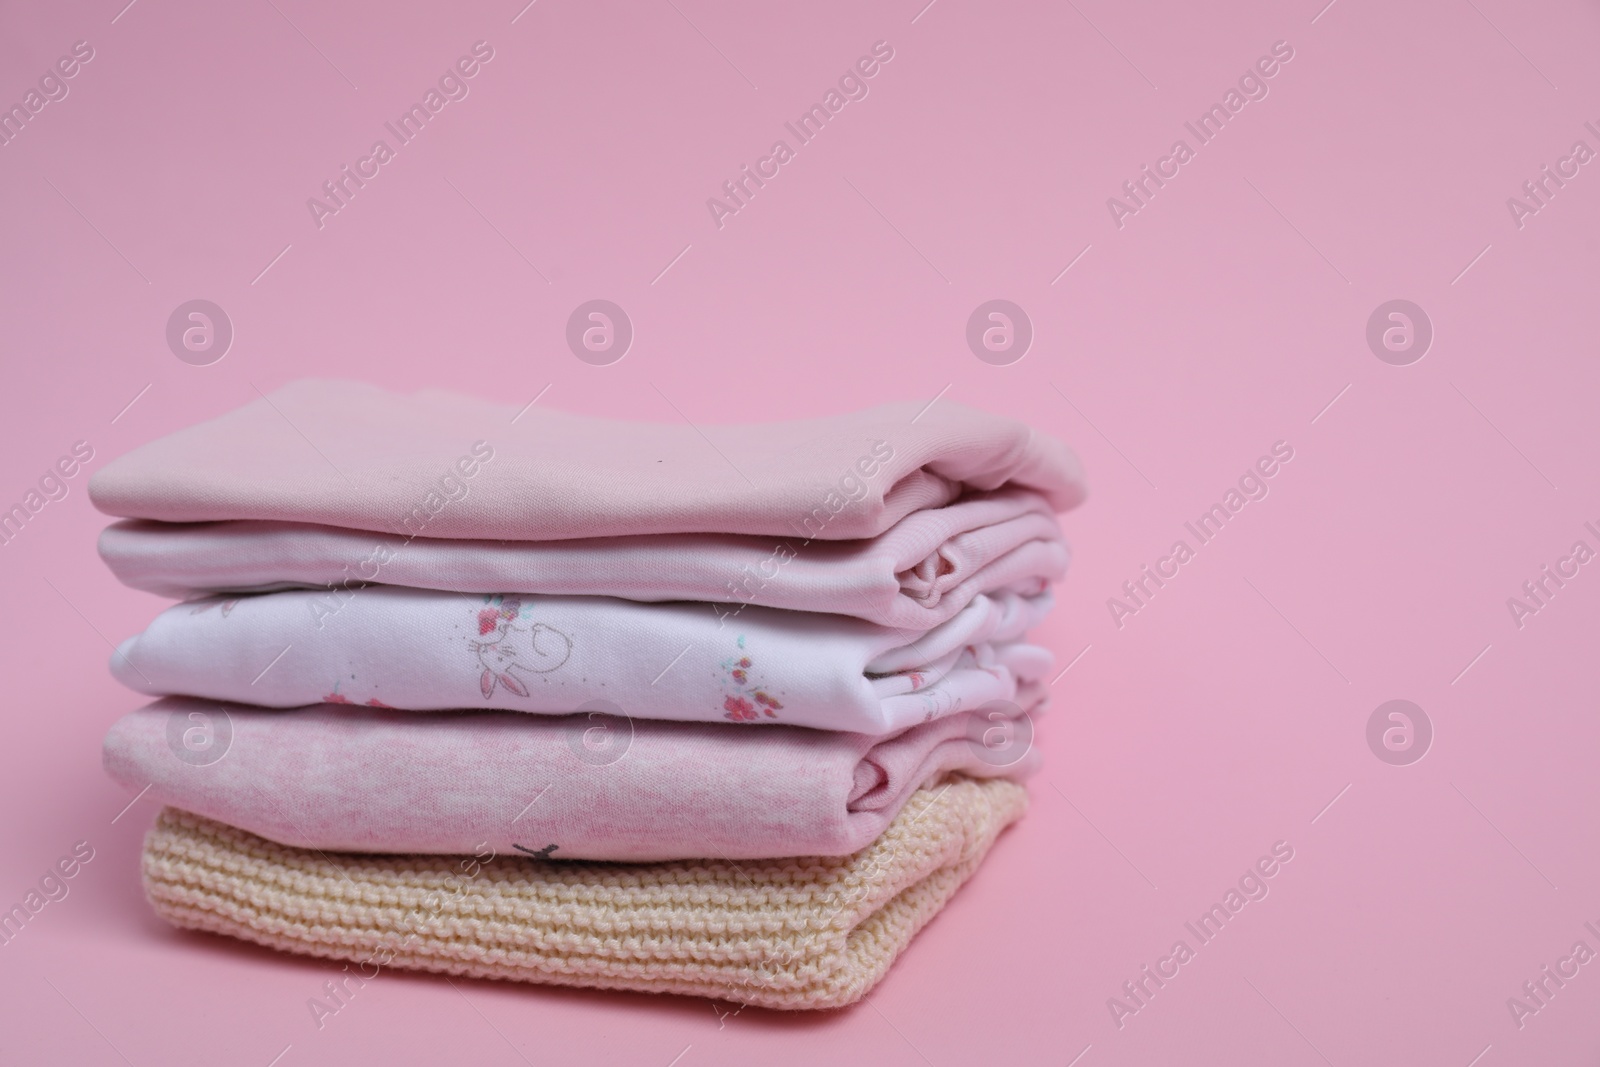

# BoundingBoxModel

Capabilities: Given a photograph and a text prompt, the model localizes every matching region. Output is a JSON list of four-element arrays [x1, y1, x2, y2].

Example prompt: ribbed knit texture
[[142, 776, 1025, 1010]]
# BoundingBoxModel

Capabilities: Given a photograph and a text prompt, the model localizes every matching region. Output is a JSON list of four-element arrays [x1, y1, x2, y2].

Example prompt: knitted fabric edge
[[141, 775, 1028, 1010]]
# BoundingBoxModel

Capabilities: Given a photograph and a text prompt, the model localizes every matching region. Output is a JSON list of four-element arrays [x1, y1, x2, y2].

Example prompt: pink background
[[3, 0, 1599, 1062]]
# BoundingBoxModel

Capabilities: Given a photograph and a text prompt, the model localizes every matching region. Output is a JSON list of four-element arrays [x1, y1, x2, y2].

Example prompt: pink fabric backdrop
[[2, 0, 1597, 1063]]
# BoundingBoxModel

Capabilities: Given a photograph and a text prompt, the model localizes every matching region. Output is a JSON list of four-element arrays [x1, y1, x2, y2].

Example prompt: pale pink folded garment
[[103, 698, 1040, 860], [111, 586, 1053, 735], [98, 488, 1069, 630], [88, 380, 1086, 541]]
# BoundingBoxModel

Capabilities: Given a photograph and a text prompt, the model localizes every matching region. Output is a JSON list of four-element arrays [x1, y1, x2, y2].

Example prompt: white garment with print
[[111, 587, 1055, 736]]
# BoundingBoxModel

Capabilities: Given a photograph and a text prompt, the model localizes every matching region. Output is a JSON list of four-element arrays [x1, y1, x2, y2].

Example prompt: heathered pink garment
[[102, 699, 1041, 860], [87, 380, 1086, 541], [97, 488, 1069, 630]]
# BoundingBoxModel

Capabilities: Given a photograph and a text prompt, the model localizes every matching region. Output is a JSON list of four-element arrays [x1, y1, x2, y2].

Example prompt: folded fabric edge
[[88, 380, 1088, 536], [140, 777, 1029, 1010]]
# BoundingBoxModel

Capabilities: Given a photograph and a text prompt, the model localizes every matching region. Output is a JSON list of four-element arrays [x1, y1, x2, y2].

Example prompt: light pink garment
[[102, 698, 1041, 860], [88, 380, 1087, 541], [110, 587, 1053, 735], [97, 488, 1069, 629]]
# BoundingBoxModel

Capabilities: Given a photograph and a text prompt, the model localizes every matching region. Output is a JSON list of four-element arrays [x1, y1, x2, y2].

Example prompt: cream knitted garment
[[142, 776, 1027, 1010]]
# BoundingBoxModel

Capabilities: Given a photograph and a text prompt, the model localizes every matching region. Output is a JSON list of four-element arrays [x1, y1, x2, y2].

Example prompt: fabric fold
[[103, 698, 1040, 860], [110, 586, 1053, 734], [97, 488, 1069, 629], [88, 380, 1087, 541], [141, 777, 1028, 1010]]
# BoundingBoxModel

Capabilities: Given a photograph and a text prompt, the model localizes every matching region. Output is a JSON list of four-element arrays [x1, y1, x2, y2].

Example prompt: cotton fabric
[[88, 380, 1087, 541], [103, 698, 1040, 860], [110, 586, 1053, 734], [98, 488, 1068, 629]]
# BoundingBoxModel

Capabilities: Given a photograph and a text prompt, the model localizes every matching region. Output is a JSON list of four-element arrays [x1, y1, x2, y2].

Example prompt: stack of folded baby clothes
[[93, 380, 1085, 1010]]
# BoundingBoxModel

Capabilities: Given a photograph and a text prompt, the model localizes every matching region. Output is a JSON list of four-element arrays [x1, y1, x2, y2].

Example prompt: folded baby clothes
[[96, 383, 1071, 1007], [110, 586, 1053, 734], [98, 488, 1069, 630], [104, 699, 1039, 860], [142, 776, 1027, 1010], [88, 380, 1087, 541]]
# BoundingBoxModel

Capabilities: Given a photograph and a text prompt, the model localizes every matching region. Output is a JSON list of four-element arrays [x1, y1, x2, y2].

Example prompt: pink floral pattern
[[719, 640, 784, 722], [322, 684, 394, 708], [478, 597, 523, 635]]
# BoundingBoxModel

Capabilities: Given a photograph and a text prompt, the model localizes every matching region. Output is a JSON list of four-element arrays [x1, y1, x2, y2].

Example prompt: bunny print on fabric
[[469, 595, 573, 699]]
